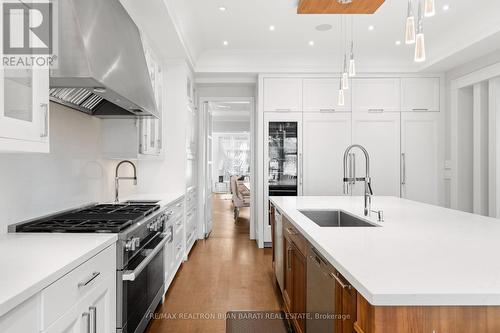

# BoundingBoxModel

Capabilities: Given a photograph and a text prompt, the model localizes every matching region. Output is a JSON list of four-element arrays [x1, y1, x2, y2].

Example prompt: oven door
[[117, 228, 172, 333]]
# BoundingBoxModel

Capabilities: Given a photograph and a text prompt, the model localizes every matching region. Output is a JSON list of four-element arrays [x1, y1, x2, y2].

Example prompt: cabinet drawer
[[173, 215, 184, 235], [174, 239, 184, 263], [283, 218, 307, 257], [186, 208, 197, 230], [166, 198, 184, 221], [40, 244, 115, 330]]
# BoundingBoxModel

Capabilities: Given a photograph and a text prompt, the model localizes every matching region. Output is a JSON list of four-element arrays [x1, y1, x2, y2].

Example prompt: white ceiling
[[161, 0, 500, 73]]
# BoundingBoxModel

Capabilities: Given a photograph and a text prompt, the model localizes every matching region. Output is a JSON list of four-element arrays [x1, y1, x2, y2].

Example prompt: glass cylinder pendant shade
[[338, 81, 345, 106], [405, 0, 416, 44], [414, 33, 426, 62], [349, 41, 356, 77], [414, 1, 426, 62], [424, 0, 435, 17], [342, 55, 349, 89]]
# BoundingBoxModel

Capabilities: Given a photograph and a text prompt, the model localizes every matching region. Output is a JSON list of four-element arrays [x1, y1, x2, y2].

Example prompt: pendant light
[[414, 1, 426, 62], [424, 0, 435, 17], [349, 42, 356, 77], [348, 16, 356, 77], [337, 16, 345, 106], [405, 0, 416, 44], [338, 79, 345, 106], [342, 54, 349, 89]]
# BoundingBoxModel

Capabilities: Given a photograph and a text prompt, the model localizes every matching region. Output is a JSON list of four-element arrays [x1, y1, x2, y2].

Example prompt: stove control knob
[[133, 237, 140, 249], [153, 220, 159, 232], [125, 237, 141, 251], [147, 222, 155, 232], [125, 239, 134, 251]]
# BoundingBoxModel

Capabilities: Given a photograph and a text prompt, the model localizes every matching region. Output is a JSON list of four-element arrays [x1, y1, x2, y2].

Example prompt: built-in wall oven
[[117, 224, 173, 333]]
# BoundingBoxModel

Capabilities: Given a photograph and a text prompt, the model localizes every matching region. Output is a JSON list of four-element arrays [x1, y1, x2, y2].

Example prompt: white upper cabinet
[[401, 78, 440, 112], [0, 67, 50, 153], [352, 78, 400, 112], [263, 78, 302, 112], [302, 112, 352, 195], [303, 78, 351, 112]]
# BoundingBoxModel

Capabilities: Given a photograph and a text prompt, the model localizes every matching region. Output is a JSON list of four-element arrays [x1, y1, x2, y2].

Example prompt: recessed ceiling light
[[219, 6, 227, 11], [368, 25, 375, 31], [442, 4, 450, 11], [395, 40, 402, 46], [223, 40, 228, 46], [308, 40, 315, 46], [269, 25, 276, 31], [315, 24, 333, 32]]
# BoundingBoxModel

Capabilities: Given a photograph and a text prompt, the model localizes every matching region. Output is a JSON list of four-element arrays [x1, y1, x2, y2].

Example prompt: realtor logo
[[3, 1, 52, 54], [2, 0, 58, 68]]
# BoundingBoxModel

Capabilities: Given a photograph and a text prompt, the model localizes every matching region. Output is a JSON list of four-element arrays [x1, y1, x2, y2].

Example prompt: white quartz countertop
[[0, 233, 117, 317], [270, 196, 500, 306], [122, 192, 185, 208]]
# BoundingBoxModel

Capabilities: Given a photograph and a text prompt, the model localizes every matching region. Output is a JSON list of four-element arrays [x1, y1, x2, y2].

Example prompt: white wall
[[197, 84, 255, 99], [212, 120, 250, 133], [444, 49, 500, 208], [0, 103, 118, 233]]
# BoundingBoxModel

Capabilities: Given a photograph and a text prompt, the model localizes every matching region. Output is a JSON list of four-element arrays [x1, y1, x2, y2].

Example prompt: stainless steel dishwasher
[[274, 208, 284, 292], [306, 245, 336, 333]]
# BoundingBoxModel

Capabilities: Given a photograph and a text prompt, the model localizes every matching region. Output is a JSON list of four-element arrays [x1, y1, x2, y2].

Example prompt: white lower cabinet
[[302, 112, 352, 195], [163, 196, 184, 291], [351, 111, 401, 197], [401, 112, 441, 204], [0, 244, 116, 333], [43, 274, 115, 333]]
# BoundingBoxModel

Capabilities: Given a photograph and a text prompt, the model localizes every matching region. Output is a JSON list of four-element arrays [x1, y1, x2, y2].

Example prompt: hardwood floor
[[146, 194, 282, 333]]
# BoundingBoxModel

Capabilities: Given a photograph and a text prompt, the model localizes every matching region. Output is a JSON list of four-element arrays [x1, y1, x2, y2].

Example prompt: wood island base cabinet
[[354, 295, 500, 333]]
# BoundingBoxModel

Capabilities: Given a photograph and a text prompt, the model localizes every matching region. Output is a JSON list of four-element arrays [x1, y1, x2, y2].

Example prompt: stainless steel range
[[10, 202, 172, 333]]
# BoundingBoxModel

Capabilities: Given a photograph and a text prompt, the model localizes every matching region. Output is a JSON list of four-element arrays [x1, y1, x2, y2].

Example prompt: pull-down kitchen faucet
[[343, 145, 373, 216], [115, 160, 137, 203]]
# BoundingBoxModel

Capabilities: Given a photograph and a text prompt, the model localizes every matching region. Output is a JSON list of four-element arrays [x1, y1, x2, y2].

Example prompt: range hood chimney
[[49, 0, 158, 118]]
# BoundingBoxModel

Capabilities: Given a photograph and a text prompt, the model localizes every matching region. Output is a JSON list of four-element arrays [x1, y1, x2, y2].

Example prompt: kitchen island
[[270, 196, 500, 333]]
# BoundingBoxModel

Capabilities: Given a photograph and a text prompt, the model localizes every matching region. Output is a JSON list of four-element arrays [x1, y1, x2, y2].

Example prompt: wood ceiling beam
[[298, 0, 386, 14]]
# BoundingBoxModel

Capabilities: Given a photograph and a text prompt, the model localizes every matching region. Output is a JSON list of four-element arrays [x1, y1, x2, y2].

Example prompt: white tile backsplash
[[0, 103, 129, 233]]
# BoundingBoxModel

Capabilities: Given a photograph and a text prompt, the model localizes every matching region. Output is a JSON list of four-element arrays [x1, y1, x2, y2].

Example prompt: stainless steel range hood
[[49, 0, 158, 118]]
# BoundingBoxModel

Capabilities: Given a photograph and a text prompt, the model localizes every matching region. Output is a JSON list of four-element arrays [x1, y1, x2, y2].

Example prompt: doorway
[[199, 97, 255, 239]]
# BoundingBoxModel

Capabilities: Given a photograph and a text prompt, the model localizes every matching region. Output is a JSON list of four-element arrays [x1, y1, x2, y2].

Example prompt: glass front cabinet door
[[0, 67, 50, 153]]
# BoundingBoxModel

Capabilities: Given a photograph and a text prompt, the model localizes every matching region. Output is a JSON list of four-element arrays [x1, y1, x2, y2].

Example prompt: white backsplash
[[0, 103, 136, 233]]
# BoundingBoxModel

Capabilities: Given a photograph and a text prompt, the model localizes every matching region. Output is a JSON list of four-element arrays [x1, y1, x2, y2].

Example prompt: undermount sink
[[299, 210, 379, 227]]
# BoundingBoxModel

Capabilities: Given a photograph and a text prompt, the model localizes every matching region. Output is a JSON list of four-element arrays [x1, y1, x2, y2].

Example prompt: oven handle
[[122, 236, 169, 281]]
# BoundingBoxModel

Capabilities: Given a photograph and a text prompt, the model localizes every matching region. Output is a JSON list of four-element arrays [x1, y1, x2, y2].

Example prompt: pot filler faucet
[[115, 160, 137, 203], [343, 145, 374, 217]]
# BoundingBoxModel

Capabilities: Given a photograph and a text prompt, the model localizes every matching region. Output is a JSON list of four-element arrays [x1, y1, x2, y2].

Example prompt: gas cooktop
[[17, 203, 160, 233]]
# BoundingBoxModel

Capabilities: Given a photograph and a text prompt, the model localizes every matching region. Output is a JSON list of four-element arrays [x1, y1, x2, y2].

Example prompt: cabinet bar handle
[[330, 272, 352, 290], [89, 306, 96, 333], [401, 153, 407, 185], [368, 108, 384, 113], [275, 108, 292, 111], [319, 108, 335, 112], [412, 108, 429, 111], [286, 227, 297, 235], [40, 103, 49, 137], [78, 272, 100, 288]]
